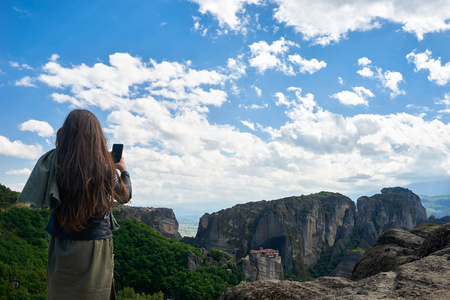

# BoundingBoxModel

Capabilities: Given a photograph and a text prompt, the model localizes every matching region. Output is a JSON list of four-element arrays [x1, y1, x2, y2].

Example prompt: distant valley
[[420, 194, 450, 218]]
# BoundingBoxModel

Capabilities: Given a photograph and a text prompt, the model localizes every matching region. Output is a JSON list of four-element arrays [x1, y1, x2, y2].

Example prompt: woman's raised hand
[[115, 157, 127, 172]]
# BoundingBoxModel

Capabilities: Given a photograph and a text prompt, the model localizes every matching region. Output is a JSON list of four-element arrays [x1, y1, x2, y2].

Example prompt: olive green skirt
[[47, 236, 115, 300]]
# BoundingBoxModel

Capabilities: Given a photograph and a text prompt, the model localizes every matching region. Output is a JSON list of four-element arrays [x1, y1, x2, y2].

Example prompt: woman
[[19, 109, 131, 299]]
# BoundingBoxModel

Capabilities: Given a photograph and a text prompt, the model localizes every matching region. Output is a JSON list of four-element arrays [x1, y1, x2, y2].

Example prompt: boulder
[[114, 206, 181, 240], [187, 250, 203, 271]]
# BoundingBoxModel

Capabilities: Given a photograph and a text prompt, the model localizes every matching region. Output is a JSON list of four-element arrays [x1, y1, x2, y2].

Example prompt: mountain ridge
[[190, 187, 428, 280]]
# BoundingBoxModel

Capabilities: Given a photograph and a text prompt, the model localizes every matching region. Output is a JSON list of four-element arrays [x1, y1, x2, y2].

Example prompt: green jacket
[[17, 149, 61, 210]]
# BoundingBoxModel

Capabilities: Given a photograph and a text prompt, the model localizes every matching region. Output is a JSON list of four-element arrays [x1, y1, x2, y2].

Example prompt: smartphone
[[112, 144, 123, 163]]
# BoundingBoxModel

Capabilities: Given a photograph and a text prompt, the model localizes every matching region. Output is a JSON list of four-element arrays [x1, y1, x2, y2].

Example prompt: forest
[[0, 183, 243, 300]]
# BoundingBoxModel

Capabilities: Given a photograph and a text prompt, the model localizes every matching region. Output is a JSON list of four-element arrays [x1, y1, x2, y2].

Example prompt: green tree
[[117, 287, 164, 300], [114, 220, 243, 299], [0, 207, 49, 299], [0, 183, 20, 209]]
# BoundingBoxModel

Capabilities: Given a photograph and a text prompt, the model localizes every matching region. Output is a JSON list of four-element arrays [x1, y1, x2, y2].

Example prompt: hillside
[[0, 207, 49, 298], [420, 194, 450, 218], [0, 207, 242, 299], [0, 183, 20, 209]]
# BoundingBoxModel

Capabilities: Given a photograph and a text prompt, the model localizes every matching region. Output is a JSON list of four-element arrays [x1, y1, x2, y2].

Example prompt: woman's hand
[[115, 157, 127, 172]]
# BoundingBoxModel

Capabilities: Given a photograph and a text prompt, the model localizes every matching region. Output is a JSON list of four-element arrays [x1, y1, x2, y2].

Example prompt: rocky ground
[[219, 223, 450, 300]]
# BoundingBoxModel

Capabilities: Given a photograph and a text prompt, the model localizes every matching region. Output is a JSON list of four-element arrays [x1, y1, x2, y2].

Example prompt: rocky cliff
[[114, 206, 181, 240], [193, 187, 427, 280], [357, 187, 428, 246], [325, 187, 430, 279], [219, 223, 450, 300], [193, 192, 356, 278]]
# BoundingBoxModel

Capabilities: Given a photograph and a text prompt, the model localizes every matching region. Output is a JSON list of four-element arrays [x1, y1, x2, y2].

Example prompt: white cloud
[[275, 87, 317, 114], [249, 49, 280, 73], [0, 136, 43, 159], [275, 91, 290, 107], [357, 67, 374, 78], [6, 168, 32, 175], [193, 16, 201, 30], [102, 103, 275, 206], [435, 93, 450, 116], [266, 88, 450, 193], [240, 103, 268, 110], [50, 53, 60, 61], [19, 120, 55, 138], [248, 37, 298, 74], [357, 58, 405, 98], [381, 70, 406, 98], [435, 93, 450, 107], [192, 0, 450, 45], [406, 104, 432, 113], [287, 87, 316, 110], [15, 76, 36, 87], [227, 55, 247, 79], [38, 53, 229, 111], [193, 16, 208, 36], [51, 93, 82, 106], [338, 77, 343, 85], [358, 57, 372, 66], [438, 109, 450, 114], [288, 54, 327, 74], [357, 57, 374, 78], [407, 49, 450, 86], [253, 85, 262, 97], [248, 37, 326, 75], [10, 61, 33, 70], [330, 87, 373, 106], [273, 1, 382, 45], [241, 120, 256, 130], [190, 0, 262, 31]]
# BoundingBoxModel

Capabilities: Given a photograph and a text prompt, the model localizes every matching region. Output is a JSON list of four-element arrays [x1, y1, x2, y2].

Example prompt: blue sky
[[1, 0, 450, 216]]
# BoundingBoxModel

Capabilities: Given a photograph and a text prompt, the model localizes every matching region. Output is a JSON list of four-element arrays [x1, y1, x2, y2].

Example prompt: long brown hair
[[54, 109, 129, 231]]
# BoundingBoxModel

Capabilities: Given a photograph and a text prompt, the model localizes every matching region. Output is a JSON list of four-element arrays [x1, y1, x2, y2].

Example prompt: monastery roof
[[250, 247, 279, 254]]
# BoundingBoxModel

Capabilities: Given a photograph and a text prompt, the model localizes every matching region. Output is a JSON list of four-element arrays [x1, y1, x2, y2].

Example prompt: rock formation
[[187, 249, 203, 271], [351, 229, 425, 280], [193, 187, 428, 280], [241, 248, 283, 281], [114, 206, 181, 240], [357, 187, 427, 246], [193, 192, 357, 278], [219, 223, 450, 300]]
